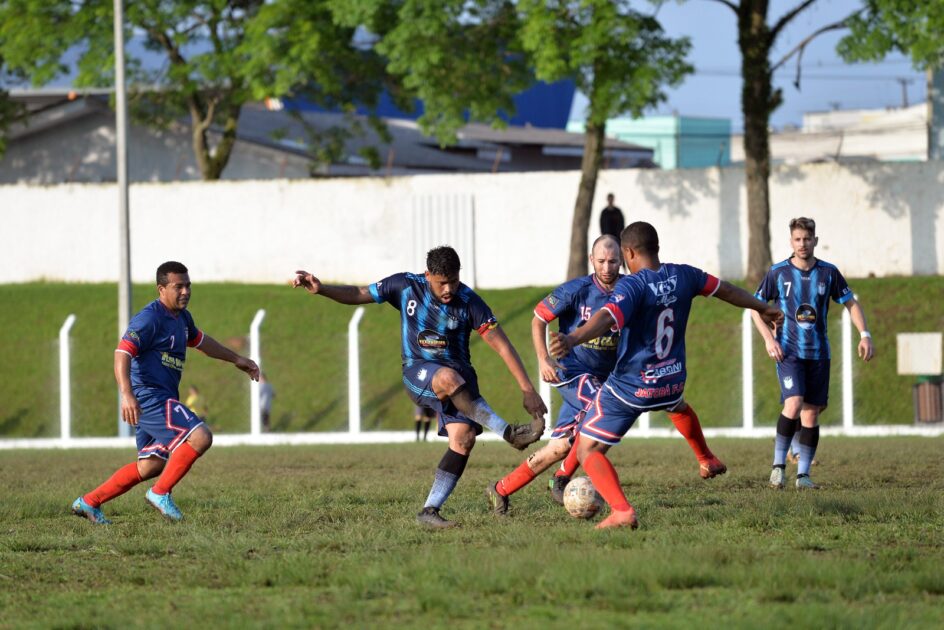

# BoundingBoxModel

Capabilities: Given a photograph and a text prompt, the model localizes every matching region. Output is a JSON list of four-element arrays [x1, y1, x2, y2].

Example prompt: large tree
[[0, 0, 392, 180], [518, 0, 691, 279], [706, 0, 859, 283]]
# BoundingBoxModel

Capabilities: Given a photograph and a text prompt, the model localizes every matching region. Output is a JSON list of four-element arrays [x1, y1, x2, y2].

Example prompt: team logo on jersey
[[795, 304, 817, 330], [648, 276, 678, 307], [417, 329, 448, 352], [445, 314, 460, 330], [783, 376, 794, 390], [417, 368, 428, 381], [546, 294, 559, 307], [613, 293, 625, 303], [817, 282, 826, 296], [127, 330, 140, 342]]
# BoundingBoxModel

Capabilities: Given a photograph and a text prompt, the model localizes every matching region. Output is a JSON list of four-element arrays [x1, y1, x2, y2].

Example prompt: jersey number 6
[[655, 308, 675, 360]]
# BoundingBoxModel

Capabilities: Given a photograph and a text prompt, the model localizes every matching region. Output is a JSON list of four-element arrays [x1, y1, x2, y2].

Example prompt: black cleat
[[486, 482, 509, 516], [504, 418, 545, 450], [549, 475, 570, 505], [416, 506, 457, 529]]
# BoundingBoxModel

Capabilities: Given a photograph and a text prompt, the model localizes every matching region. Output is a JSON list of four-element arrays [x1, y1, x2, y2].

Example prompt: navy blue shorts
[[550, 372, 602, 440], [135, 395, 205, 460], [402, 361, 483, 437], [579, 382, 685, 446], [776, 355, 830, 407]]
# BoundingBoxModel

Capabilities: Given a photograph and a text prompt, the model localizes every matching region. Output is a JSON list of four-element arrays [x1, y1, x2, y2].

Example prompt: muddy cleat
[[795, 474, 820, 490], [71, 497, 112, 525], [549, 475, 570, 505], [769, 466, 785, 489], [485, 483, 509, 516], [699, 456, 727, 479], [595, 508, 639, 530], [416, 506, 457, 529], [504, 418, 545, 450], [145, 488, 183, 521]]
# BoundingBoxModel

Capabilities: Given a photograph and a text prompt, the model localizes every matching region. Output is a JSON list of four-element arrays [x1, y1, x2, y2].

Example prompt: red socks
[[669, 405, 713, 462], [555, 434, 582, 478], [496, 461, 537, 497], [83, 462, 143, 508], [583, 451, 631, 512], [152, 442, 201, 495]]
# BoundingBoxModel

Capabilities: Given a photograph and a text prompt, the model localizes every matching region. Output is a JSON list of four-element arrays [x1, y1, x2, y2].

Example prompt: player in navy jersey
[[71, 262, 260, 524], [751, 217, 873, 490], [550, 222, 783, 529], [293, 246, 547, 528]]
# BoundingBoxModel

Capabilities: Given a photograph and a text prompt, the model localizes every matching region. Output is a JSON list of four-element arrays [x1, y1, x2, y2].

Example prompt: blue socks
[[797, 425, 820, 477], [423, 448, 469, 509], [773, 414, 799, 467], [468, 397, 509, 436]]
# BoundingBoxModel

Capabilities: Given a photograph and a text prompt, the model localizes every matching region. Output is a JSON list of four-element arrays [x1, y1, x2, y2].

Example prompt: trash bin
[[913, 375, 944, 424]]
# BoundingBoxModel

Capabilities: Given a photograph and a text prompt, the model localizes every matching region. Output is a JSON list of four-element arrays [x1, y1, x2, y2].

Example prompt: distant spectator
[[414, 405, 436, 441], [599, 193, 625, 240], [259, 372, 275, 432], [185, 385, 208, 422]]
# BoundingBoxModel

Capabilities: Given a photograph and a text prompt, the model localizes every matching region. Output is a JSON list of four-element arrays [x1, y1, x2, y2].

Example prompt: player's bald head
[[591, 234, 620, 256], [621, 222, 659, 255]]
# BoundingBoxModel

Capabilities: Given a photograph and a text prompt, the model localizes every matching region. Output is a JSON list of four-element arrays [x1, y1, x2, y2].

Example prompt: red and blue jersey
[[755, 257, 852, 360], [603, 264, 719, 398], [368, 272, 497, 372], [115, 300, 204, 400], [534, 273, 622, 381]]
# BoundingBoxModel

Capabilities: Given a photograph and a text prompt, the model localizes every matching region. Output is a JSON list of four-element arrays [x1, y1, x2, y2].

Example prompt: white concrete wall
[[2, 161, 942, 287]]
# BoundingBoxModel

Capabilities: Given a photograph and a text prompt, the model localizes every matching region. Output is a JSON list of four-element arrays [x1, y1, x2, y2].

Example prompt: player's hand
[[119, 391, 141, 426], [765, 339, 784, 363], [538, 356, 561, 384], [522, 390, 547, 420], [292, 270, 322, 295], [858, 337, 874, 362], [761, 306, 784, 334], [237, 357, 260, 381], [548, 331, 573, 359]]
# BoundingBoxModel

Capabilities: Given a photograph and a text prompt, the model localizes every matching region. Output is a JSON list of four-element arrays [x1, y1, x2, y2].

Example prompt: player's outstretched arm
[[197, 334, 260, 381], [844, 298, 875, 362], [531, 316, 561, 384], [292, 270, 374, 305], [114, 351, 141, 426], [549, 309, 615, 359], [714, 281, 784, 331], [482, 324, 547, 420]]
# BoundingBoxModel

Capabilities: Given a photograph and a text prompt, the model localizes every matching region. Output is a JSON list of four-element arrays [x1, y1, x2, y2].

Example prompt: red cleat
[[595, 508, 639, 530], [699, 456, 727, 479]]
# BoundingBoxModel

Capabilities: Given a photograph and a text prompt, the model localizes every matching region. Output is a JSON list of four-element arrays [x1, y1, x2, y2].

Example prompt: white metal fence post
[[742, 310, 754, 430], [59, 314, 77, 441], [842, 300, 854, 430], [348, 307, 366, 434], [249, 309, 266, 436]]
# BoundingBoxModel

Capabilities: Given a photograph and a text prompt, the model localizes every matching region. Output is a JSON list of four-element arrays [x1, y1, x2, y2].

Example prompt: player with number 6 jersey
[[550, 222, 783, 529]]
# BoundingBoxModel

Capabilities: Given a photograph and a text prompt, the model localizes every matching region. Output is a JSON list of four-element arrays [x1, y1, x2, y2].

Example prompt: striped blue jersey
[[603, 264, 720, 397], [534, 273, 622, 381], [116, 300, 204, 400], [755, 258, 853, 360], [368, 272, 496, 371]]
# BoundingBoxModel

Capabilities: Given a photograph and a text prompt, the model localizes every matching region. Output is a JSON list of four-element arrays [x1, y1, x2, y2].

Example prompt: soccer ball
[[562, 476, 603, 519]]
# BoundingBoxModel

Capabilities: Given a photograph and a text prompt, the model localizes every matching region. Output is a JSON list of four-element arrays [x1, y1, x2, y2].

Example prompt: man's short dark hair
[[789, 217, 816, 236], [426, 246, 461, 277], [156, 261, 189, 286], [621, 221, 659, 255]]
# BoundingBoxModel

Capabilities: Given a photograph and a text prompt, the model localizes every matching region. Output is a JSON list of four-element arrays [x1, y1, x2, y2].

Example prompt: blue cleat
[[145, 488, 184, 521], [71, 496, 112, 525]]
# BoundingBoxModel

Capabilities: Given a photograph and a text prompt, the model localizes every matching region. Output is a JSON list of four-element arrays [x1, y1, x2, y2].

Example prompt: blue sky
[[572, 0, 927, 131]]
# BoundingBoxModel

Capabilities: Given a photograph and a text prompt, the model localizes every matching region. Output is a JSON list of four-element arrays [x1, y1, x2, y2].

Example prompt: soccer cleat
[[595, 508, 639, 530], [416, 506, 457, 529], [549, 475, 570, 505], [504, 418, 545, 450], [699, 456, 727, 479], [796, 474, 820, 490], [71, 497, 112, 525], [145, 488, 183, 521], [769, 466, 785, 489], [485, 482, 509, 516]]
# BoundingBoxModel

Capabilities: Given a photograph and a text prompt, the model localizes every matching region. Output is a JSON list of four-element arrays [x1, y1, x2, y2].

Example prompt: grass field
[[1, 438, 943, 627], [1, 276, 943, 439]]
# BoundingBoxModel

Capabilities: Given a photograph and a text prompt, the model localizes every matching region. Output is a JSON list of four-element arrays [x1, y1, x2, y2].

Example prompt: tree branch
[[770, 11, 861, 82], [702, 0, 739, 16], [770, 0, 819, 41]]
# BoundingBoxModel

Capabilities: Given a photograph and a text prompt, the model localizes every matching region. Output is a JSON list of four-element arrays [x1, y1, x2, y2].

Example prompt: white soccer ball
[[562, 476, 603, 519]]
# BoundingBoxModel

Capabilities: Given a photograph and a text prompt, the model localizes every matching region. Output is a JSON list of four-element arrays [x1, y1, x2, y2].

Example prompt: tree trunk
[[190, 99, 240, 181], [739, 1, 776, 286], [566, 121, 605, 280]]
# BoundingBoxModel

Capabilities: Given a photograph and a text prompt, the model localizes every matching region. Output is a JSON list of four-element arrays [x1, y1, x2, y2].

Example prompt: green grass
[[1, 438, 943, 627], [1, 276, 942, 438]]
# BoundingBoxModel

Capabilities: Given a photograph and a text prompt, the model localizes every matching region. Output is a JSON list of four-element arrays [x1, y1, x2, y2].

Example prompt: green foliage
[[838, 0, 944, 69], [2, 439, 944, 626]]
